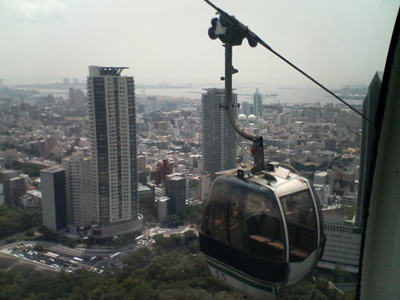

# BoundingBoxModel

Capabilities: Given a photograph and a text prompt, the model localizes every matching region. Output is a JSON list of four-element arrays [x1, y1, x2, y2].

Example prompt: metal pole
[[224, 44, 264, 172]]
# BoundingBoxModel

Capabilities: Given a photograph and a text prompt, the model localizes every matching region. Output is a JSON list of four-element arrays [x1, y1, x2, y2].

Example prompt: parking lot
[[0, 243, 102, 273], [0, 226, 198, 274]]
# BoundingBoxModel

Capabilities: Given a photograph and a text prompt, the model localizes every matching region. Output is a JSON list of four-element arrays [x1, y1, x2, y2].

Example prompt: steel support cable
[[255, 37, 374, 125], [204, 0, 374, 125]]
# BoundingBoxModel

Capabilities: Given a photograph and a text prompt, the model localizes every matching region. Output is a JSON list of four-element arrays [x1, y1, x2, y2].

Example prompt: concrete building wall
[[138, 184, 156, 218], [8, 177, 26, 206], [62, 154, 93, 229], [165, 173, 186, 215], [319, 223, 362, 273], [40, 167, 67, 232], [157, 197, 169, 223]]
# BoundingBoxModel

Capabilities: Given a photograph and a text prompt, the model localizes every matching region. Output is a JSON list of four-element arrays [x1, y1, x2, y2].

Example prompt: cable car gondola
[[200, 165, 325, 299], [200, 2, 326, 298]]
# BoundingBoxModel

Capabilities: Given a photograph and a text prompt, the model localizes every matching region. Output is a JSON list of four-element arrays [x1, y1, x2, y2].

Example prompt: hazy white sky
[[0, 0, 398, 88]]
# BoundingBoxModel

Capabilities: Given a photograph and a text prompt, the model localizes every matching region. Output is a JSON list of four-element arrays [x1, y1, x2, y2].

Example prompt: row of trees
[[0, 244, 243, 299], [167, 203, 204, 227], [0, 205, 42, 240], [5, 160, 42, 177], [0, 232, 355, 300]]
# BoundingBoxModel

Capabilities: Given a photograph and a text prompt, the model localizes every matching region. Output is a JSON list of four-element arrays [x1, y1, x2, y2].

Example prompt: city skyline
[[0, 0, 398, 89], [0, 67, 371, 281]]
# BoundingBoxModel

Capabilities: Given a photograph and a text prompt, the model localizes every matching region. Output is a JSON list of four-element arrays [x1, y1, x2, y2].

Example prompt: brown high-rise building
[[0, 170, 25, 206], [155, 158, 173, 184]]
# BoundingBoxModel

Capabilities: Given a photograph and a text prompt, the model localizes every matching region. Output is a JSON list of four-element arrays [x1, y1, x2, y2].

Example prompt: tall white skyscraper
[[202, 89, 237, 180], [87, 66, 142, 238], [253, 88, 263, 117]]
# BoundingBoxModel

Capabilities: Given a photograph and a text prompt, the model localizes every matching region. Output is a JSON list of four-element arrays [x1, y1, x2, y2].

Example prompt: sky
[[0, 0, 398, 89]]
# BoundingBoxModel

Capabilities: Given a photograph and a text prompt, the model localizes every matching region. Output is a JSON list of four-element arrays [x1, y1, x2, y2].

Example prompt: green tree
[[168, 214, 182, 226], [186, 242, 200, 254], [177, 203, 204, 226], [184, 230, 197, 242], [25, 230, 35, 237], [128, 283, 158, 300], [331, 267, 353, 283], [123, 247, 153, 269], [170, 234, 183, 246], [0, 205, 42, 239]]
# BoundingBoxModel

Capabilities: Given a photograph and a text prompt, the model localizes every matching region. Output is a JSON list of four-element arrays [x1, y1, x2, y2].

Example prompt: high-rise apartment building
[[155, 158, 173, 184], [62, 154, 93, 232], [241, 101, 252, 116], [314, 170, 334, 186], [87, 66, 142, 238], [202, 89, 237, 180], [41, 167, 68, 232], [69, 87, 86, 108], [9, 177, 26, 207], [253, 88, 263, 117], [0, 169, 25, 206], [198, 172, 211, 202], [137, 155, 147, 184]]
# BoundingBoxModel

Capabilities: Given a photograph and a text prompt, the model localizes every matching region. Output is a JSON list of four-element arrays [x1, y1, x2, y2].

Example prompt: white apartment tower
[[62, 154, 93, 232], [253, 88, 263, 117], [87, 66, 142, 238], [313, 170, 334, 194], [202, 89, 237, 180]]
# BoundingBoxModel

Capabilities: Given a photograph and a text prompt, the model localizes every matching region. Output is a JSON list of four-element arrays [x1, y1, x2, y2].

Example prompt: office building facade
[[87, 66, 142, 238], [138, 183, 156, 218], [357, 71, 383, 225], [137, 155, 147, 184], [40, 167, 68, 232], [165, 173, 186, 215], [318, 223, 362, 273], [202, 89, 237, 180]]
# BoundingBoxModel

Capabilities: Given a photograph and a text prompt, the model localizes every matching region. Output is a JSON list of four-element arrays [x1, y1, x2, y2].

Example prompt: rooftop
[[41, 166, 64, 174], [89, 66, 129, 77]]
